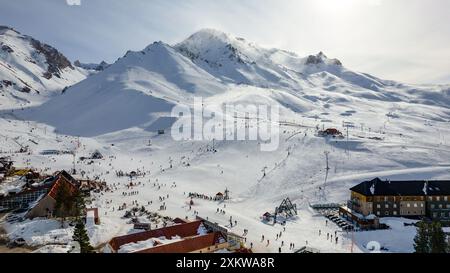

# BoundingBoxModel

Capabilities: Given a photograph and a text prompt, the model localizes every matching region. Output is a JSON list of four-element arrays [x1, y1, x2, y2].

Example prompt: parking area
[[325, 212, 354, 231], [311, 205, 355, 231]]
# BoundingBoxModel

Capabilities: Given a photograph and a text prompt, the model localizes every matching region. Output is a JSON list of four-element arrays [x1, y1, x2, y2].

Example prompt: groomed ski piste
[[1, 29, 450, 253]]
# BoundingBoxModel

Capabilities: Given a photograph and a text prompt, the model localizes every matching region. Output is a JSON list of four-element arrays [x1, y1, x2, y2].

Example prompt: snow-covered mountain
[[20, 29, 450, 136], [0, 26, 88, 109], [2, 29, 450, 254], [74, 60, 110, 72]]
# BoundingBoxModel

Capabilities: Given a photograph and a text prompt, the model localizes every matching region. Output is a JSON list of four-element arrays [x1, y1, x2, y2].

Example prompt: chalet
[[91, 150, 103, 159], [214, 192, 224, 201], [262, 212, 273, 221], [345, 178, 450, 222], [0, 170, 79, 219], [319, 128, 343, 138], [106, 220, 229, 253]]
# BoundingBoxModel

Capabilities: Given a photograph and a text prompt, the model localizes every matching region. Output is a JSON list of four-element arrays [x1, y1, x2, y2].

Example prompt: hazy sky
[[1, 0, 449, 84]]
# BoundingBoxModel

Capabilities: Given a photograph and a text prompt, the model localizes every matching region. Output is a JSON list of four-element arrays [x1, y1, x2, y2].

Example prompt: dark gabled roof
[[350, 178, 450, 196]]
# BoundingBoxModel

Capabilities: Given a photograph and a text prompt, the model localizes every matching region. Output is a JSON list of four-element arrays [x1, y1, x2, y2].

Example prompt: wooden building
[[348, 178, 450, 222], [0, 170, 79, 219]]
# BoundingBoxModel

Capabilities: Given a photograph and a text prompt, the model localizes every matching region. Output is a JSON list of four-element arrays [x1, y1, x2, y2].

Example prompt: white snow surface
[[1, 29, 450, 253]]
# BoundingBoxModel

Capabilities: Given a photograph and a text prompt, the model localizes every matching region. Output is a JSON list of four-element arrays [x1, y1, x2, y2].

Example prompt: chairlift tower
[[224, 188, 230, 200], [274, 198, 297, 224]]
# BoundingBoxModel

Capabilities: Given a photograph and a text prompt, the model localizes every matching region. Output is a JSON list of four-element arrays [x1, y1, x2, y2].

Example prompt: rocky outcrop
[[30, 38, 74, 79]]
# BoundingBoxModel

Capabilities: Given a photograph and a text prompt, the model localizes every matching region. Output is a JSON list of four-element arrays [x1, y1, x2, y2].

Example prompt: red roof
[[47, 173, 78, 200], [109, 220, 204, 251], [135, 232, 225, 253]]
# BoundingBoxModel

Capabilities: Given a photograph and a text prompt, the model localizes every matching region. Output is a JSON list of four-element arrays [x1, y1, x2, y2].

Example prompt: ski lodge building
[[341, 178, 450, 227], [106, 219, 229, 253], [106, 217, 246, 253], [0, 170, 79, 219]]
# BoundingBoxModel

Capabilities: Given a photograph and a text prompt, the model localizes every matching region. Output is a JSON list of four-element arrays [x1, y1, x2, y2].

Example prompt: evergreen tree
[[429, 221, 447, 253], [54, 181, 72, 226], [72, 220, 94, 253], [414, 221, 430, 253], [73, 191, 86, 221]]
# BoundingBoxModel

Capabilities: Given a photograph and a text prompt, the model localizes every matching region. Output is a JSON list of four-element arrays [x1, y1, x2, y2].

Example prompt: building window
[[384, 197, 388, 202], [441, 213, 446, 218], [436, 196, 440, 201], [439, 204, 443, 209], [433, 213, 437, 218], [377, 204, 381, 209], [385, 204, 389, 209], [428, 197, 432, 201], [431, 204, 435, 209], [385, 211, 389, 216], [421, 203, 424, 207], [407, 203, 411, 208], [445, 196, 448, 201], [393, 211, 397, 215], [377, 211, 380, 216], [393, 204, 397, 208], [414, 203, 418, 208]]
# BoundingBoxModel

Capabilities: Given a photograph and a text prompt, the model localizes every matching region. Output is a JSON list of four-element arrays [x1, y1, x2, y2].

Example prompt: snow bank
[[4, 219, 74, 247]]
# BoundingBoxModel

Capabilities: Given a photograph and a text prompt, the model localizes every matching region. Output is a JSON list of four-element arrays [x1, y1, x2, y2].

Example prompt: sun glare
[[314, 0, 360, 13]]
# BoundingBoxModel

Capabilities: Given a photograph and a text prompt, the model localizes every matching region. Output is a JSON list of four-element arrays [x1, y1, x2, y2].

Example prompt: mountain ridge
[[0, 25, 88, 109], [12, 28, 450, 137]]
